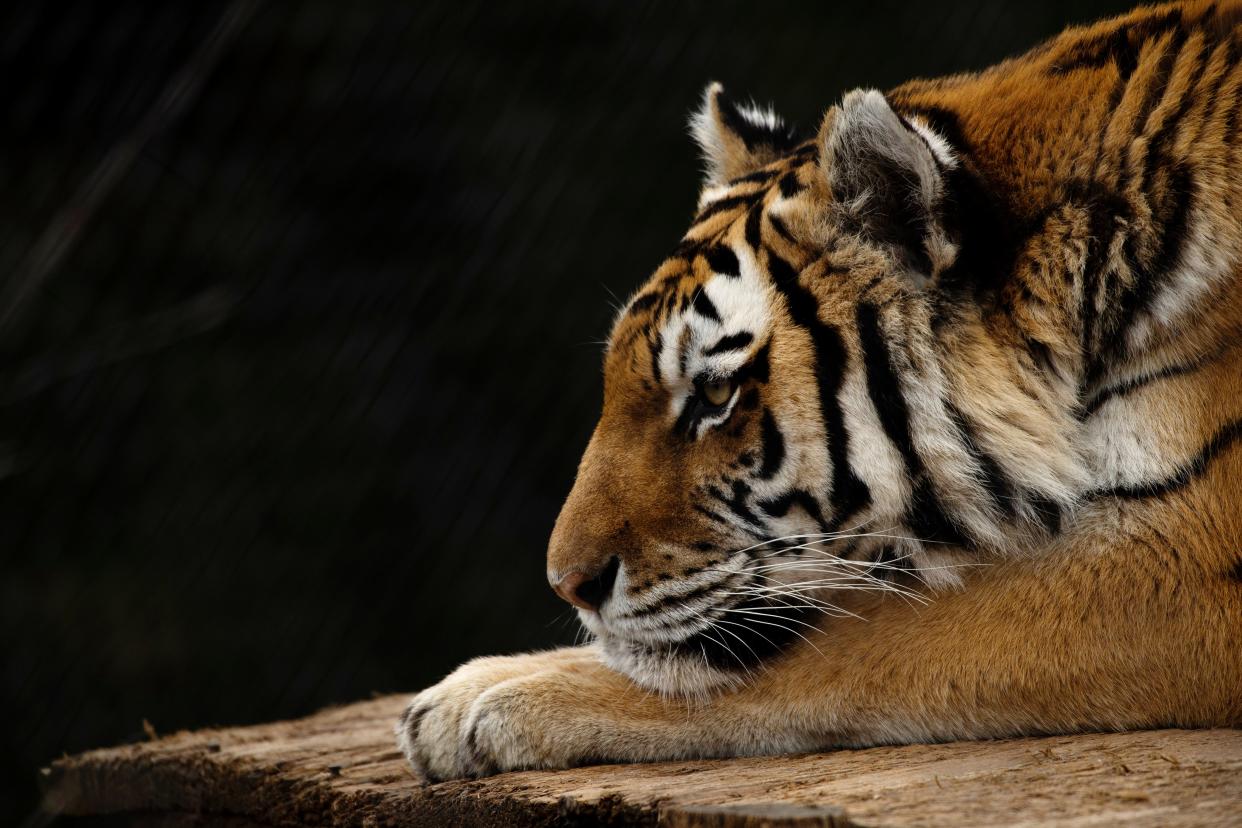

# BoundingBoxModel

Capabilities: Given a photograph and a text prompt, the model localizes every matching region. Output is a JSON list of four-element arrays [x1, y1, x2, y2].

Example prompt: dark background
[[2, 1, 1136, 822]]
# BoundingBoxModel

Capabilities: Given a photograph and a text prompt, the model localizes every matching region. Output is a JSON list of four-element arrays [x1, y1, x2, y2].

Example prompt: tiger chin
[[398, 0, 1242, 783]]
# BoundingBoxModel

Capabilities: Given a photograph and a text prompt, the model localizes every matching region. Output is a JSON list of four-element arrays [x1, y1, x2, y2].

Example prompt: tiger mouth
[[581, 558, 819, 691], [588, 555, 752, 644], [654, 592, 815, 667], [580, 539, 922, 693], [592, 592, 816, 695]]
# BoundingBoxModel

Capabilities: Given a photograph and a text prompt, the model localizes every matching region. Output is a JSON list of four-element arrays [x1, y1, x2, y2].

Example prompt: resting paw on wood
[[396, 649, 606, 781]]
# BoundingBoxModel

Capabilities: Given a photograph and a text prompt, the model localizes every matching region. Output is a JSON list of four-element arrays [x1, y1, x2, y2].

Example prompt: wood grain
[[40, 695, 1242, 827]]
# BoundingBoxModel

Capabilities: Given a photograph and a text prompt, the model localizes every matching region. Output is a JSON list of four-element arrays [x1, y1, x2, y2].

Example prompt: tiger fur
[[399, 0, 1242, 781]]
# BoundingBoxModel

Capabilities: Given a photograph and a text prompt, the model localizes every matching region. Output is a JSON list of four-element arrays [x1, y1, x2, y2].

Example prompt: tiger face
[[547, 83, 1082, 694]]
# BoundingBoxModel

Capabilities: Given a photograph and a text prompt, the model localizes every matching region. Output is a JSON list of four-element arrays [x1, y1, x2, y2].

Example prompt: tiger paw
[[395, 647, 599, 782]]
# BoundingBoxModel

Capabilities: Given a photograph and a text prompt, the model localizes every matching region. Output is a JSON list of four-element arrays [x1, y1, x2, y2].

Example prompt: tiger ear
[[690, 82, 798, 188], [819, 89, 959, 288]]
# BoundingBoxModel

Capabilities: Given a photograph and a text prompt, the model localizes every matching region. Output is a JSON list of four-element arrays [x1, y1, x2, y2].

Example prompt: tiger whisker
[[701, 565, 928, 604], [727, 582, 929, 608], [752, 530, 956, 561], [715, 607, 833, 657], [709, 617, 783, 659], [695, 619, 758, 680], [757, 540, 984, 570], [747, 543, 984, 576], [718, 515, 888, 558], [729, 577, 929, 600], [717, 587, 843, 615]]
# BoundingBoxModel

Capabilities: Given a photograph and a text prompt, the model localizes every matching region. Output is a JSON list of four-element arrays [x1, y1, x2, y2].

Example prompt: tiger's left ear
[[819, 89, 959, 287], [690, 82, 799, 188]]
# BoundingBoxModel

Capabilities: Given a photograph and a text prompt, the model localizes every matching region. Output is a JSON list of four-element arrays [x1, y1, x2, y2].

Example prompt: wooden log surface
[[40, 694, 1242, 827]]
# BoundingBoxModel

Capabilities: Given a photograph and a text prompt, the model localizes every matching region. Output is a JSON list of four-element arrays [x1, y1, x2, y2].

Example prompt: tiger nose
[[551, 556, 620, 612]]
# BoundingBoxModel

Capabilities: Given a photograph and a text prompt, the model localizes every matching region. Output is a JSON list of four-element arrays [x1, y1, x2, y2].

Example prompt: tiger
[[398, 0, 1242, 781]]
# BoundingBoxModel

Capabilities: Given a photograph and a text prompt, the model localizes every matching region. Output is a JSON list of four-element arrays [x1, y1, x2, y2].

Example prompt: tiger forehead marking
[[610, 152, 814, 402]]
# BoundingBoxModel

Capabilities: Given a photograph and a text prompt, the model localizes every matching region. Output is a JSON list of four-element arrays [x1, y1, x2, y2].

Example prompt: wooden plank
[[662, 804, 855, 827], [40, 694, 1242, 827]]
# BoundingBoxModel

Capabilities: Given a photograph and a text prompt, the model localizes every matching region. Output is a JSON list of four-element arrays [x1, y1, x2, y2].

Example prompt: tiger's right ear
[[690, 82, 798, 188]]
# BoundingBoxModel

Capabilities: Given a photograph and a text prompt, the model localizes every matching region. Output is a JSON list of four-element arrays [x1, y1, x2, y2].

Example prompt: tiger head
[[547, 83, 1084, 695]]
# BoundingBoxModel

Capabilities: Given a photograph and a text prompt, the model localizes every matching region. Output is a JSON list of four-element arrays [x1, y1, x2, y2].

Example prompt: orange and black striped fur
[[399, 1, 1242, 780]]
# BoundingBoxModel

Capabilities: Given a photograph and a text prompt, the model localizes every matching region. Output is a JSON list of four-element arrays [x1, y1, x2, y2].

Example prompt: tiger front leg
[[396, 643, 822, 781]]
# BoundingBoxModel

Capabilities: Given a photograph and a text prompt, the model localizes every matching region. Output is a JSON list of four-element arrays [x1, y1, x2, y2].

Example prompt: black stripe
[[673, 393, 698, 438], [1107, 21, 1192, 260], [1139, 58, 1198, 210], [741, 340, 771, 383], [650, 330, 664, 384], [946, 402, 1017, 520], [857, 303, 969, 546], [767, 249, 871, 528], [1227, 38, 1241, 141], [673, 237, 705, 259], [1096, 418, 1242, 500], [705, 245, 741, 277], [678, 328, 691, 378], [756, 408, 785, 480], [857, 304, 924, 477], [661, 290, 676, 320], [1048, 10, 1181, 79], [626, 290, 661, 317], [625, 579, 724, 618], [767, 213, 798, 245], [766, 251, 816, 333], [745, 204, 763, 250], [716, 91, 799, 152], [1196, 31, 1238, 140], [708, 480, 764, 527], [1027, 492, 1063, 534], [907, 484, 971, 548], [692, 289, 721, 322], [778, 172, 804, 198], [694, 193, 758, 225], [1081, 356, 1204, 416], [1076, 185, 1130, 375], [810, 329, 872, 531], [693, 504, 726, 524], [1122, 25, 1188, 178], [730, 168, 780, 186], [1112, 162, 1195, 358], [705, 331, 754, 355], [756, 489, 827, 530]]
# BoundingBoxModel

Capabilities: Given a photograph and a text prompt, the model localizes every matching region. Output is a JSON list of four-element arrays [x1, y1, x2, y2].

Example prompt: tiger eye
[[702, 379, 734, 407]]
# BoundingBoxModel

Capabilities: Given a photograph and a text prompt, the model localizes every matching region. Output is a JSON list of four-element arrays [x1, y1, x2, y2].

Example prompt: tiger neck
[[892, 3, 1242, 397]]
